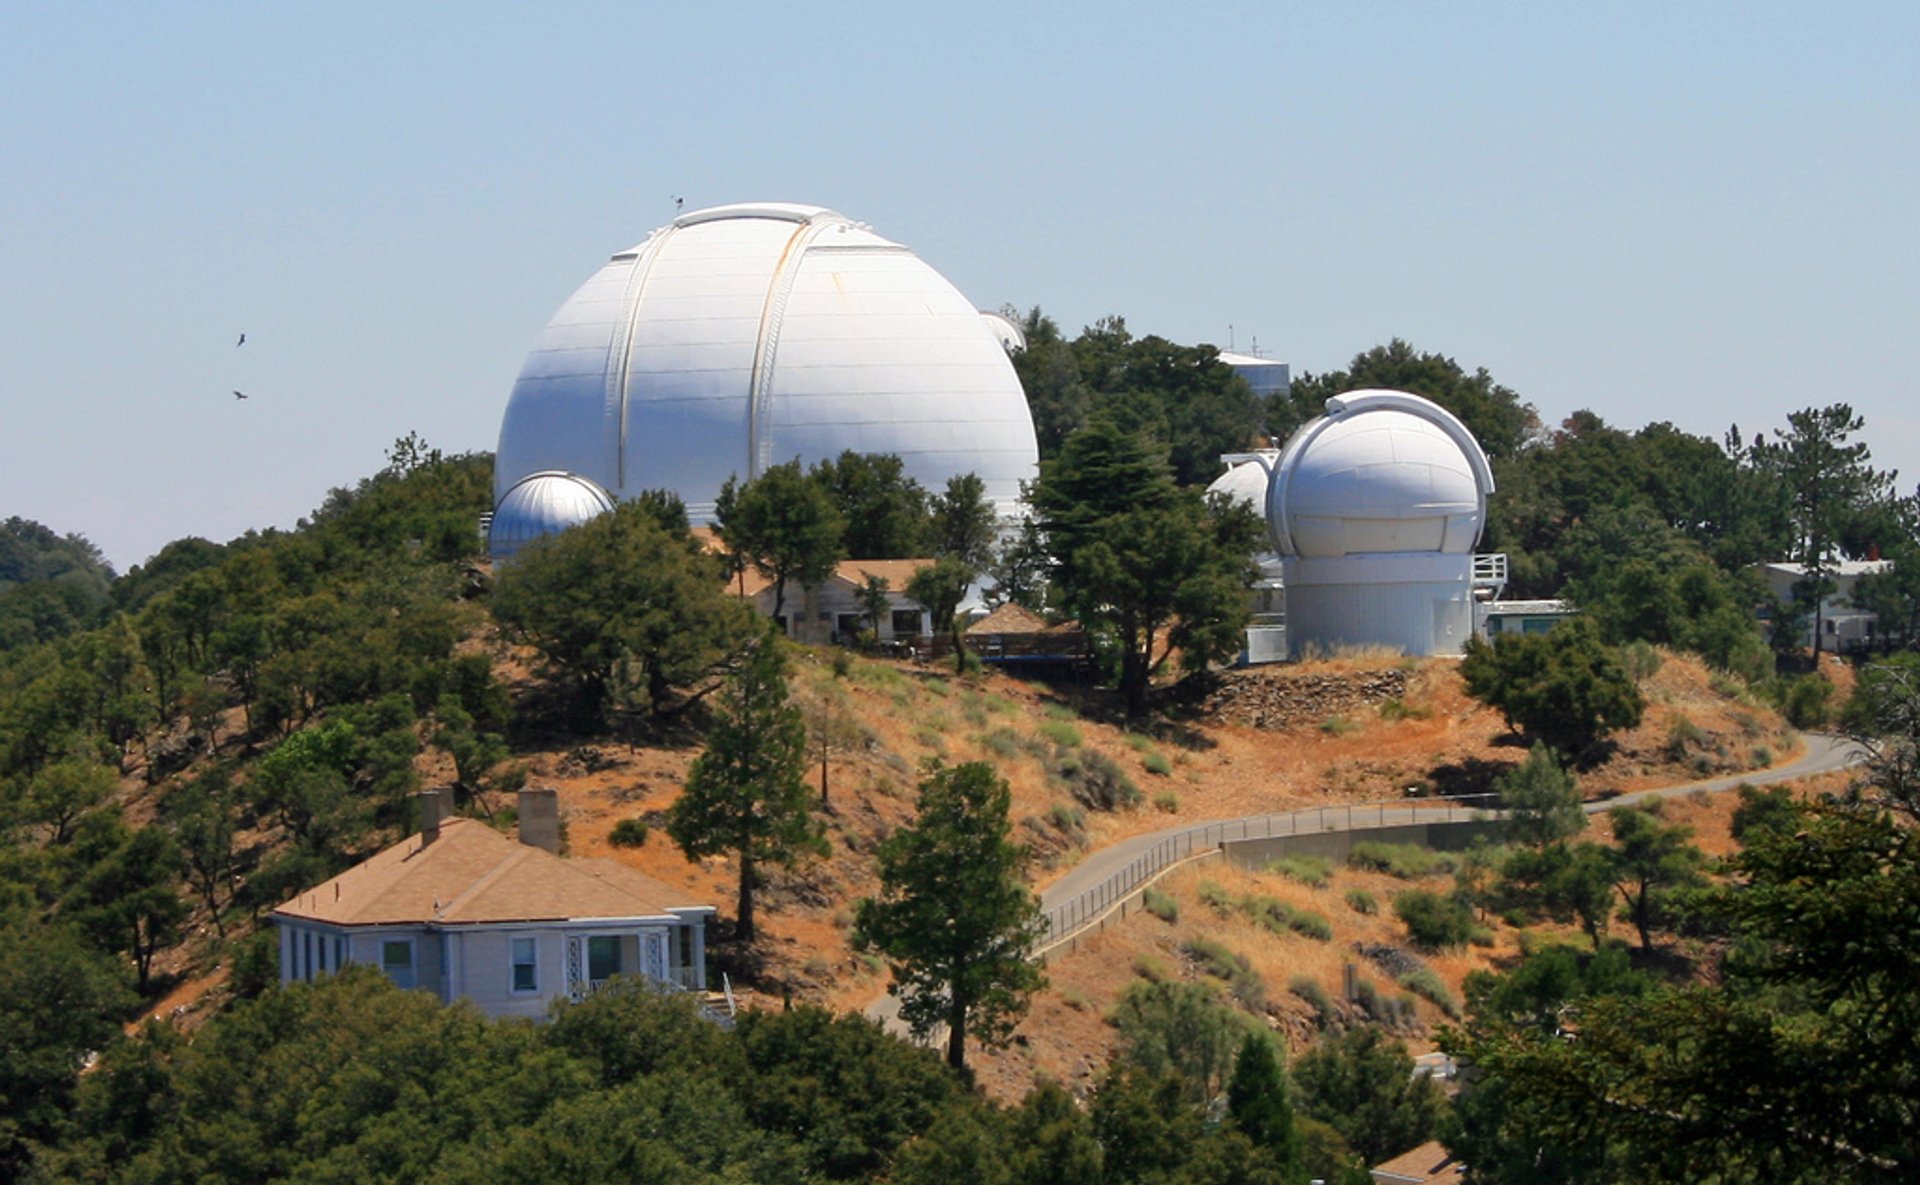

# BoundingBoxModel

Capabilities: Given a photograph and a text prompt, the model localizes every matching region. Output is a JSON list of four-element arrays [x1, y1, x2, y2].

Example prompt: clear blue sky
[[4, 2, 1916, 571]]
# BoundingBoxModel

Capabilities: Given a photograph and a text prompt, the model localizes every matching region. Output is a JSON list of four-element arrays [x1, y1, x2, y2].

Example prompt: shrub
[[1345, 888, 1379, 915], [1142, 751, 1173, 777], [1198, 880, 1237, 912], [1047, 803, 1086, 838], [1320, 716, 1358, 736], [1060, 986, 1091, 1011], [1393, 889, 1477, 950], [608, 818, 650, 848], [1287, 908, 1334, 942], [1142, 887, 1179, 923], [1398, 968, 1461, 1019], [1349, 842, 1453, 879], [1289, 975, 1337, 1025], [1133, 953, 1172, 982], [1038, 719, 1083, 748], [830, 649, 854, 679], [1379, 697, 1429, 722], [1183, 938, 1249, 982], [1052, 746, 1141, 811], [1124, 732, 1155, 752], [981, 727, 1021, 757], [1152, 790, 1179, 813], [1267, 854, 1333, 888], [1621, 639, 1662, 682], [1774, 674, 1834, 728]]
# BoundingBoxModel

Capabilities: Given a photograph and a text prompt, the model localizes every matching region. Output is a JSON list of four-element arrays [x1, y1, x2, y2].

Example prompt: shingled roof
[[272, 817, 706, 927]]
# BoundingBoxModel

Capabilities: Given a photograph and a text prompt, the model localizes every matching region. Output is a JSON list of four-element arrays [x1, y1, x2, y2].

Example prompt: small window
[[835, 613, 863, 639], [587, 935, 620, 984], [382, 939, 416, 990], [891, 609, 922, 636], [511, 937, 538, 993]]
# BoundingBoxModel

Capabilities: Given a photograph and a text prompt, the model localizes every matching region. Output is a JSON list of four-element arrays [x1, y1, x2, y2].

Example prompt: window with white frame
[[382, 938, 416, 990], [511, 937, 538, 993]]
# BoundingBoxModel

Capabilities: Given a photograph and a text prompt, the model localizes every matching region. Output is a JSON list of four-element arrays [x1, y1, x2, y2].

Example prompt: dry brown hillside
[[136, 639, 1805, 1087]]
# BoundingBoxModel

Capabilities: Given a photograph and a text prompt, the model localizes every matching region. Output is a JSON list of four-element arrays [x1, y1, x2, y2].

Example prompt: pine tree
[[854, 761, 1046, 1072], [667, 631, 823, 941]]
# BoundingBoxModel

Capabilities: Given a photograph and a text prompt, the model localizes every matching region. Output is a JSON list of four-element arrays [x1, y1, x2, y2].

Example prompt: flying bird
[[236, 333, 246, 347], [232, 390, 248, 400], [674, 195, 684, 211]]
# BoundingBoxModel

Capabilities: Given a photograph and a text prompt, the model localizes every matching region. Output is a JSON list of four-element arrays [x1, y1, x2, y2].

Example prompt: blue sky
[[4, 2, 1916, 571]]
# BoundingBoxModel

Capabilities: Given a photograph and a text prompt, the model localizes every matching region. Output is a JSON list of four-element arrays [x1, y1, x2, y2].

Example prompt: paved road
[[863, 731, 1863, 1035]]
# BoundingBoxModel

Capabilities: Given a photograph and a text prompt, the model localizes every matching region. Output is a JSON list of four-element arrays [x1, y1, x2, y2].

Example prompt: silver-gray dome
[[487, 470, 614, 562]]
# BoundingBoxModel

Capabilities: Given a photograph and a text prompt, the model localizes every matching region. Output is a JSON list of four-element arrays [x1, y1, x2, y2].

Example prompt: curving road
[[862, 732, 1863, 1036]]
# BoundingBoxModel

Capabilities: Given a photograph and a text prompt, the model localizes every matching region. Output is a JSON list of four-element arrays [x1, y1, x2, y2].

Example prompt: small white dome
[[1205, 454, 1274, 511], [1268, 390, 1493, 559], [488, 471, 614, 561]]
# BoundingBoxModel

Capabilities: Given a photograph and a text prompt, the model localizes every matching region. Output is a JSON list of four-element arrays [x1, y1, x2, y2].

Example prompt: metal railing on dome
[[1036, 794, 1502, 953]]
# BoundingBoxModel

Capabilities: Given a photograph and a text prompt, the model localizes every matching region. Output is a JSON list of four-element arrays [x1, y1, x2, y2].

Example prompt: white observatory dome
[[487, 470, 615, 562], [494, 203, 1039, 526], [1269, 390, 1492, 559], [1205, 453, 1275, 511]]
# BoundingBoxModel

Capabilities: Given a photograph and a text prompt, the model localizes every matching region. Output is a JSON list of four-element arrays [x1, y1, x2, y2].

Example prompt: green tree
[[0, 917, 134, 1177], [1460, 618, 1644, 759], [854, 761, 1046, 1072], [1279, 340, 1538, 460], [166, 766, 240, 935], [1006, 1079, 1103, 1185], [23, 754, 115, 846], [1033, 414, 1261, 717], [1845, 656, 1920, 819], [715, 460, 845, 622], [65, 823, 188, 992], [1853, 544, 1920, 653], [1497, 744, 1585, 847], [491, 497, 751, 721], [1227, 1032, 1302, 1181], [907, 556, 976, 674], [929, 472, 999, 569], [857, 573, 892, 640], [667, 631, 821, 941], [1604, 803, 1707, 952], [809, 451, 931, 559], [1453, 803, 1920, 1182], [1293, 1026, 1445, 1165], [1109, 978, 1246, 1105], [1751, 404, 1899, 661]]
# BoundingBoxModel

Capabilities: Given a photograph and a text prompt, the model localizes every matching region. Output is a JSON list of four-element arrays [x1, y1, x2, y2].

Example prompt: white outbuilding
[[1266, 390, 1499, 658], [491, 202, 1040, 548]]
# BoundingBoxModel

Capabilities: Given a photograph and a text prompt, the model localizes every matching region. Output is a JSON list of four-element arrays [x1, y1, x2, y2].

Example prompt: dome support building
[[489, 203, 1039, 560], [1264, 390, 1505, 659]]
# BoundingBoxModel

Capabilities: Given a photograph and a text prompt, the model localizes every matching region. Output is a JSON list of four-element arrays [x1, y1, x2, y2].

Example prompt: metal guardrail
[[1038, 794, 1502, 949]]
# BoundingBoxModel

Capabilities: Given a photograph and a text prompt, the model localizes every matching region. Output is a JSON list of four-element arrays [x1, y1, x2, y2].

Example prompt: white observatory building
[[489, 203, 1040, 556], [1264, 390, 1500, 658]]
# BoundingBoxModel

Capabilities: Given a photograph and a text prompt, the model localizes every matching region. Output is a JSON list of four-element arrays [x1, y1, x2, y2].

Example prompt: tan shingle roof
[[731, 558, 935, 601], [272, 818, 707, 927], [1370, 1140, 1464, 1185]]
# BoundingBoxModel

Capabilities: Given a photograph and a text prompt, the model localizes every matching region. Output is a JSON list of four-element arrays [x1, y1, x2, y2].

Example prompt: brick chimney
[[518, 787, 561, 854], [416, 789, 448, 845]]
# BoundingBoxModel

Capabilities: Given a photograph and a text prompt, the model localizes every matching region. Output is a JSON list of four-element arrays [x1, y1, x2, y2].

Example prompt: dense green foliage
[[1461, 619, 1644, 758], [1010, 311, 1264, 485], [1497, 744, 1586, 847], [1032, 413, 1262, 716], [491, 495, 752, 721]]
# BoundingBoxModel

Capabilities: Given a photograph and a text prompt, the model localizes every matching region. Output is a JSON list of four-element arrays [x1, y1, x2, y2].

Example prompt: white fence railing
[[1038, 794, 1502, 950]]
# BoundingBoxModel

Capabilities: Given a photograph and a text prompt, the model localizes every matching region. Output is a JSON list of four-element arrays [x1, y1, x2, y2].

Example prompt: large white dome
[[1268, 390, 1493, 559], [495, 203, 1039, 522]]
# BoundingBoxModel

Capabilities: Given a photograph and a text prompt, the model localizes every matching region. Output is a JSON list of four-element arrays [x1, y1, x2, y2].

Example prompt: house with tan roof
[[733, 557, 938, 646], [272, 788, 714, 1020]]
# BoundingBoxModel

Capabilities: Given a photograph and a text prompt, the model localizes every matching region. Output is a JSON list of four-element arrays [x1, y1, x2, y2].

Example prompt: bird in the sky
[[232, 390, 248, 400], [236, 332, 246, 347], [674, 195, 684, 211]]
